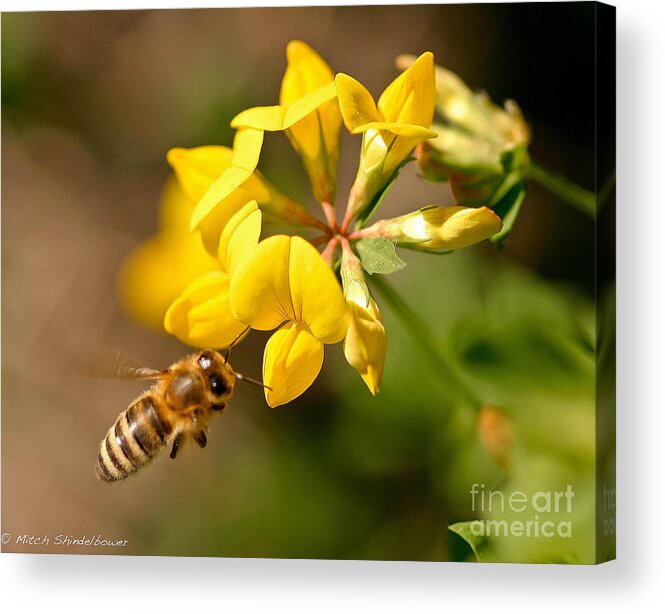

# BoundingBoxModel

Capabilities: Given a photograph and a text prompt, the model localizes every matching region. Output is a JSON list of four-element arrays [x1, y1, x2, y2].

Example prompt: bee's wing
[[115, 365, 167, 380], [76, 349, 168, 380]]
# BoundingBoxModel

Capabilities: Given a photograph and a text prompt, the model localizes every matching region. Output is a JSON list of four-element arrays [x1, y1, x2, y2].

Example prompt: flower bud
[[397, 57, 530, 242], [365, 205, 502, 252], [341, 247, 387, 395], [397, 56, 530, 150]]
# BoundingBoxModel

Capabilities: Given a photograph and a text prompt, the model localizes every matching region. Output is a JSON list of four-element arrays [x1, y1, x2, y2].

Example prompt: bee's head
[[196, 349, 236, 405]]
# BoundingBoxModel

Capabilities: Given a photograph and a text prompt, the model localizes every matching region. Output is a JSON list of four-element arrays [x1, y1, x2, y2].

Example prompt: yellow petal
[[398, 55, 530, 148], [231, 106, 286, 131], [427, 206, 502, 249], [383, 134, 426, 177], [359, 127, 397, 172], [287, 236, 347, 342], [190, 166, 252, 232], [171, 146, 306, 254], [232, 86, 340, 205], [119, 234, 217, 332], [229, 235, 295, 330], [164, 271, 247, 348], [280, 40, 335, 105], [234, 42, 340, 204], [343, 294, 387, 395], [286, 83, 341, 204], [167, 146, 234, 203], [217, 200, 262, 277], [282, 81, 338, 129], [238, 169, 272, 204], [230, 235, 347, 343], [263, 322, 324, 407], [281, 43, 340, 203], [231, 81, 337, 134], [118, 177, 218, 331], [167, 143, 274, 227], [377, 51, 435, 128], [349, 120, 436, 140], [232, 85, 337, 133], [157, 172, 207, 232], [190, 128, 264, 231], [335, 73, 381, 133], [230, 127, 264, 170], [197, 186, 255, 256]]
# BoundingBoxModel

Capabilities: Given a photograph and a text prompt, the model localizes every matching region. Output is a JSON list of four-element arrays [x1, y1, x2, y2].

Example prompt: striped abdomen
[[96, 395, 174, 482]]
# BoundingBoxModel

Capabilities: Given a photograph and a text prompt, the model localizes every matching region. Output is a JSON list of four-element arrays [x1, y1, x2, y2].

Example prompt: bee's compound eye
[[209, 374, 227, 395]]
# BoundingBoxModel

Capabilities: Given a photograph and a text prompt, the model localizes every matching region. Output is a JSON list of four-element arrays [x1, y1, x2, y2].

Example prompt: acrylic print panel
[[1, 2, 615, 563]]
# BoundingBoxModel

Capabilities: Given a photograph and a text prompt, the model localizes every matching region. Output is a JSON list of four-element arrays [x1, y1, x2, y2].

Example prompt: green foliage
[[490, 183, 525, 246], [428, 139, 529, 244], [356, 237, 406, 275], [449, 521, 490, 561], [441, 262, 596, 563]]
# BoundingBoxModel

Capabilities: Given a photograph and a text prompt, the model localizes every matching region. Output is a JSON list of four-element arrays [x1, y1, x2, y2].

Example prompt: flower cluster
[[399, 55, 531, 244], [122, 41, 505, 407]]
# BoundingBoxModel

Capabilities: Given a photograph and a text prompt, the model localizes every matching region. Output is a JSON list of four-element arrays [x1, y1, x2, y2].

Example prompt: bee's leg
[[169, 433, 183, 459], [193, 430, 207, 449]]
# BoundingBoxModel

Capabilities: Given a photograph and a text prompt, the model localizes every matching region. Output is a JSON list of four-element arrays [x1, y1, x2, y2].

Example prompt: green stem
[[528, 160, 597, 217], [370, 275, 481, 407]]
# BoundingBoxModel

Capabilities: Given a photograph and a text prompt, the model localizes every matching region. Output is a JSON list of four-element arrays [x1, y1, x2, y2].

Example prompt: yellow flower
[[340, 245, 387, 394], [230, 235, 347, 407], [362, 205, 503, 252], [176, 132, 321, 256], [164, 201, 262, 348], [231, 41, 341, 205], [127, 43, 513, 409], [335, 52, 437, 226], [118, 176, 218, 331]]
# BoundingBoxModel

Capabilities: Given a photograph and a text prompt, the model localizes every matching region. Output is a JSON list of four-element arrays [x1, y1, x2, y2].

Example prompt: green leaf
[[488, 170, 523, 208], [356, 238, 406, 275], [490, 183, 526, 247], [448, 521, 490, 562]]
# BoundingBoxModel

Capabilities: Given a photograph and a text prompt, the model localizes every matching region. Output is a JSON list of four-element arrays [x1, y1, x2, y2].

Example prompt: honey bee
[[96, 347, 264, 482]]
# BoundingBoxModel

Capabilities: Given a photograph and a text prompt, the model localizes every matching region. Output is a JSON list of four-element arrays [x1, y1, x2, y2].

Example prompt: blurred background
[[2, 4, 609, 562]]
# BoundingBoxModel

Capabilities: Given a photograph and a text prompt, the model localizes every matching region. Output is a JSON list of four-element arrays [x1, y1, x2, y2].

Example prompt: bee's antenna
[[224, 326, 250, 362], [235, 372, 272, 391]]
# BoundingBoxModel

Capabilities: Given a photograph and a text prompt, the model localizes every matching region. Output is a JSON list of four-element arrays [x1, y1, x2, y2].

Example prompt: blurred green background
[[2, 5, 607, 562]]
